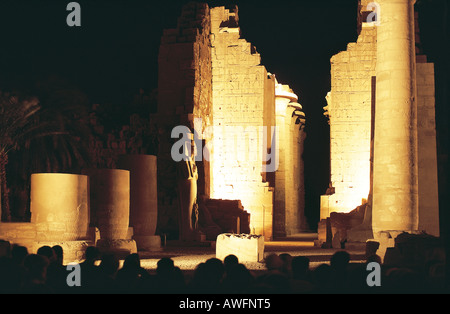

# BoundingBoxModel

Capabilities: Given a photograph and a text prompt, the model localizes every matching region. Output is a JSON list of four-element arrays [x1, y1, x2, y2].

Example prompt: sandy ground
[[135, 233, 367, 273]]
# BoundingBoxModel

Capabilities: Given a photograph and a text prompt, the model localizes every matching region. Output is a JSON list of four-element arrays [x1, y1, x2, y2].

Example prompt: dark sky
[[0, 0, 448, 228]]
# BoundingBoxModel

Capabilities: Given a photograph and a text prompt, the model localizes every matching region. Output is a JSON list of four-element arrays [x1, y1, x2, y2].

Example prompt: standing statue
[[176, 139, 199, 242]]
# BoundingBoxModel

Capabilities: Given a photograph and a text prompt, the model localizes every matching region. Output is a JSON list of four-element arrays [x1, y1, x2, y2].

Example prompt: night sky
[[0, 0, 448, 230]]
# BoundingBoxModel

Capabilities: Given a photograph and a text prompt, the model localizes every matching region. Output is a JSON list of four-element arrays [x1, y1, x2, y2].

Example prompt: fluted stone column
[[372, 0, 418, 234]]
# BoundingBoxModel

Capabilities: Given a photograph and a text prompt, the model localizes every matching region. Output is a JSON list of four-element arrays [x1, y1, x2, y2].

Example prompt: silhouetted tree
[[0, 91, 40, 221], [1, 78, 93, 221]]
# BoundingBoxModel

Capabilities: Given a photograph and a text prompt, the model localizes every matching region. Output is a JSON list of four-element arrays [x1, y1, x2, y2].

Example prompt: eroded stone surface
[[216, 233, 264, 262]]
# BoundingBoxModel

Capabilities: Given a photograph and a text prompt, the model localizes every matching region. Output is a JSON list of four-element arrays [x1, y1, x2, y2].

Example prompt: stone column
[[83, 169, 137, 255], [274, 82, 307, 236], [30, 173, 90, 241], [117, 154, 160, 251], [372, 0, 418, 234], [274, 84, 296, 237]]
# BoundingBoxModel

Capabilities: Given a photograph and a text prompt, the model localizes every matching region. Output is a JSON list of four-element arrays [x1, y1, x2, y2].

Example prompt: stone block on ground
[[216, 233, 264, 262], [204, 199, 250, 235], [316, 218, 331, 248], [133, 235, 162, 252], [96, 239, 137, 259]]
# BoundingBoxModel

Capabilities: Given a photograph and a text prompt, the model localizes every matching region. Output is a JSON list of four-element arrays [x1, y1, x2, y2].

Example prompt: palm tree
[[24, 79, 93, 174], [0, 91, 41, 221], [0, 83, 93, 221]]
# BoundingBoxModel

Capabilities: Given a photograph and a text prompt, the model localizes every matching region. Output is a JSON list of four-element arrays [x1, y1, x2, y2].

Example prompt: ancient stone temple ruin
[[0, 3, 308, 263], [153, 3, 307, 241], [319, 0, 440, 253], [0, 0, 439, 267]]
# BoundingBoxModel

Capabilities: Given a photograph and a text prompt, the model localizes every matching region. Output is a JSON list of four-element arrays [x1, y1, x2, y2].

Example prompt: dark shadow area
[[0, 243, 446, 294]]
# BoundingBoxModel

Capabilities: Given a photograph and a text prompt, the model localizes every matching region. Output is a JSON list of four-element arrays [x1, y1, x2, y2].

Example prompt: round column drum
[[117, 154, 159, 250], [117, 154, 157, 236], [30, 173, 89, 241], [83, 169, 130, 240]]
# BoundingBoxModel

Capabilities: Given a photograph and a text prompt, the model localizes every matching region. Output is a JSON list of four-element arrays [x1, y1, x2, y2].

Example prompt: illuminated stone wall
[[154, 4, 307, 240], [320, 0, 440, 245], [209, 6, 276, 239], [321, 23, 377, 218]]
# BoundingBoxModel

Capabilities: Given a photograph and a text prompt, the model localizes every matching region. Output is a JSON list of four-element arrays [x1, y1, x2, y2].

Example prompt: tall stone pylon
[[372, 0, 419, 235]]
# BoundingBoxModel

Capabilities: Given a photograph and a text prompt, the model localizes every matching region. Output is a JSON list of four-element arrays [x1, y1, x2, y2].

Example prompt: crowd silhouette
[[0, 241, 446, 294]]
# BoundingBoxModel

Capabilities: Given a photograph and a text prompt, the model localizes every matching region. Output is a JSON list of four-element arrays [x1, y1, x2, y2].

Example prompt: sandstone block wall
[[209, 6, 275, 239], [320, 1, 440, 242], [205, 199, 250, 234], [154, 3, 307, 240], [158, 2, 212, 122], [321, 23, 377, 217]]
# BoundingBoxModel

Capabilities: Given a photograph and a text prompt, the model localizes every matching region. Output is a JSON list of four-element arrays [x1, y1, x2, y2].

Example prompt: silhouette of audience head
[[52, 245, 64, 265], [328, 250, 351, 291], [11, 245, 28, 265], [330, 250, 350, 271], [291, 256, 310, 280], [223, 263, 253, 289], [99, 252, 120, 276], [279, 253, 293, 275], [83, 246, 100, 264], [191, 258, 225, 293], [313, 263, 331, 290], [0, 239, 445, 294], [123, 253, 141, 270], [223, 254, 238, 271], [157, 257, 175, 275], [366, 254, 382, 265], [265, 253, 283, 272], [154, 257, 185, 293], [205, 258, 225, 281], [23, 254, 49, 284], [37, 245, 56, 263]]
